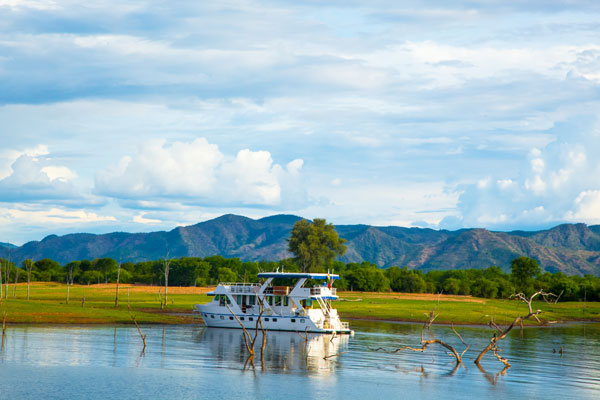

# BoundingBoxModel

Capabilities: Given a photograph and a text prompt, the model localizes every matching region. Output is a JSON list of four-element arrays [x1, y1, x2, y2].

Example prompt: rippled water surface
[[1, 321, 599, 399]]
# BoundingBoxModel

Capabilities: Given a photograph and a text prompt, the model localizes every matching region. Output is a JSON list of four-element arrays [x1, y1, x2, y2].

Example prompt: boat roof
[[258, 272, 340, 280]]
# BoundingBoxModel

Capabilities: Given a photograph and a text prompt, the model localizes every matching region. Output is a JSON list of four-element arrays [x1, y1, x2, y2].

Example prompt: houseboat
[[195, 272, 352, 334]]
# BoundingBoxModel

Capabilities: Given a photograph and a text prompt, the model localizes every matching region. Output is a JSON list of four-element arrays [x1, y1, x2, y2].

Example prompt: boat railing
[[221, 283, 261, 294], [310, 287, 336, 296]]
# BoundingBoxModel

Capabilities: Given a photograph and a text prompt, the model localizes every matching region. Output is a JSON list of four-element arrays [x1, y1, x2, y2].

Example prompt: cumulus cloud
[[442, 118, 600, 229], [0, 154, 79, 202], [95, 138, 305, 208]]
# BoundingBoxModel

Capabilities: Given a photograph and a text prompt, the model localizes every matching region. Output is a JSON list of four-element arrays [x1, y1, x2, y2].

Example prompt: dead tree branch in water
[[475, 290, 556, 367], [128, 309, 146, 353], [373, 309, 468, 367], [226, 295, 267, 368], [323, 351, 346, 360], [476, 362, 510, 385], [1, 308, 7, 349]]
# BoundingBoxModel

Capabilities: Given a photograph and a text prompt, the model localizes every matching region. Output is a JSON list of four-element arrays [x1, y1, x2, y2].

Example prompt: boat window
[[220, 316, 224, 320], [240, 317, 245, 321], [283, 296, 289, 307], [249, 317, 254, 321], [229, 316, 234, 320], [248, 296, 256, 306], [210, 315, 215, 319], [272, 318, 277, 322], [265, 317, 270, 322], [291, 318, 296, 323], [300, 319, 305, 323], [274, 296, 281, 306], [267, 296, 273, 306], [236, 295, 242, 304]]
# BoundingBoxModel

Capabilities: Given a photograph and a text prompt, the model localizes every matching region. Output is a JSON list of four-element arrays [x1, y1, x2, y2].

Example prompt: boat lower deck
[[196, 310, 353, 334]]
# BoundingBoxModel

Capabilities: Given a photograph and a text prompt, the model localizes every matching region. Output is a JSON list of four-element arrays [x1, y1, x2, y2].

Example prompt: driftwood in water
[[373, 309, 469, 367], [128, 307, 146, 353], [1, 308, 6, 349], [226, 295, 268, 368], [475, 290, 556, 366]]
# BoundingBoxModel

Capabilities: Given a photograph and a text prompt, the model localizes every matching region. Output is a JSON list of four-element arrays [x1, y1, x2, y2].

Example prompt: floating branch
[[128, 309, 146, 353], [373, 309, 468, 367], [475, 290, 557, 366], [323, 351, 346, 360]]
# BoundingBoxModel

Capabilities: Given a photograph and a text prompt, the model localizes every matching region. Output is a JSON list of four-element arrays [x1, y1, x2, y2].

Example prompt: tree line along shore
[[1, 254, 599, 302], [0, 254, 599, 326]]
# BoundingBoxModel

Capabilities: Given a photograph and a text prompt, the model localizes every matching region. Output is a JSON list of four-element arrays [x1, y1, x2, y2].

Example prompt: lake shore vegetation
[[0, 282, 597, 325], [0, 252, 598, 325]]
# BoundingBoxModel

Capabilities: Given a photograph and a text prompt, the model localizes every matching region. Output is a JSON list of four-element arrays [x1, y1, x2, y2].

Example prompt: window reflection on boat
[[196, 327, 349, 374]]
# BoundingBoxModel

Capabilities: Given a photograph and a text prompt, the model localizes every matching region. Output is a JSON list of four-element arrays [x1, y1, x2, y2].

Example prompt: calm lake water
[[0, 321, 599, 399]]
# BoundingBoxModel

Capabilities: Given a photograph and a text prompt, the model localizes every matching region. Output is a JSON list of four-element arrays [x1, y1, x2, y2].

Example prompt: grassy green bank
[[335, 292, 600, 325], [0, 283, 207, 324], [0, 283, 598, 326]]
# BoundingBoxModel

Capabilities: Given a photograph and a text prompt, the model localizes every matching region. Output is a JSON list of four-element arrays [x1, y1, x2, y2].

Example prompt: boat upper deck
[[209, 272, 339, 299]]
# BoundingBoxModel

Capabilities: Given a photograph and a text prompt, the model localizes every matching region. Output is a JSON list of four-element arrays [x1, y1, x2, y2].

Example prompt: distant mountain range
[[5, 214, 600, 276]]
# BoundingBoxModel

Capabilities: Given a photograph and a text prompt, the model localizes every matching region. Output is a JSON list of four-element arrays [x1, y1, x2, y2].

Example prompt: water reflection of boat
[[195, 272, 352, 334], [198, 328, 349, 373]]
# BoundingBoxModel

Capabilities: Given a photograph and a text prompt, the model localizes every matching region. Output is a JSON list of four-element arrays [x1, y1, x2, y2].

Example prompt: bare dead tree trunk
[[1, 308, 7, 350], [129, 309, 146, 353], [81, 289, 85, 308], [114, 260, 121, 308], [12, 268, 19, 298], [25, 259, 33, 300], [225, 295, 268, 368], [373, 311, 469, 367], [162, 254, 171, 309], [475, 290, 556, 366], [66, 266, 73, 304], [5, 247, 11, 299], [0, 262, 3, 300]]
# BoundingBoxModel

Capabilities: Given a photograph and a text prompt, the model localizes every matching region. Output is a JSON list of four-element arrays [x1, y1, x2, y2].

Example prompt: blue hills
[[6, 214, 600, 275]]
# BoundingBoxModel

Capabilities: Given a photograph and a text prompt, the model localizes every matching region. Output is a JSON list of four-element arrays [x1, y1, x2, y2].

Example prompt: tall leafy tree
[[511, 256, 541, 295], [287, 218, 347, 272]]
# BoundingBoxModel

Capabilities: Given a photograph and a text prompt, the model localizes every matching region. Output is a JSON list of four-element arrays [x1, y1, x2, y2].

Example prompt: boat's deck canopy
[[257, 272, 339, 280]]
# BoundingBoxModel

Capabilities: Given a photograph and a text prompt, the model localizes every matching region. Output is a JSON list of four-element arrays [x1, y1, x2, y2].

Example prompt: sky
[[1, 0, 600, 245]]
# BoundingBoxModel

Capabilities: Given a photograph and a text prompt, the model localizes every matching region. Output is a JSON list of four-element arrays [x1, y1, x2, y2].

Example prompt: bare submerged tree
[[475, 290, 557, 367], [226, 295, 268, 368], [1, 308, 6, 350], [373, 310, 469, 368], [129, 311, 147, 353]]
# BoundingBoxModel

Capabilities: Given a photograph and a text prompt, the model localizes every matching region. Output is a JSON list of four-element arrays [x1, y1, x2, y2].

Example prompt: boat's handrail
[[310, 287, 336, 296], [220, 283, 261, 294]]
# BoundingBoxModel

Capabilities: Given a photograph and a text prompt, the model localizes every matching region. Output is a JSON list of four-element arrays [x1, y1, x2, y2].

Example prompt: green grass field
[[0, 283, 598, 325], [335, 292, 600, 325], [0, 283, 208, 324]]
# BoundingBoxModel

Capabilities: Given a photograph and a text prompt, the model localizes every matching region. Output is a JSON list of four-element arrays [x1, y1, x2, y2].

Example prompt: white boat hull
[[195, 306, 352, 334]]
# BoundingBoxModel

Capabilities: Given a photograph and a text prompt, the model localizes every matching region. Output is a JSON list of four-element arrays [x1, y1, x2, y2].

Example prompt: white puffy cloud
[[95, 138, 305, 208], [0, 153, 81, 202], [443, 119, 600, 229]]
